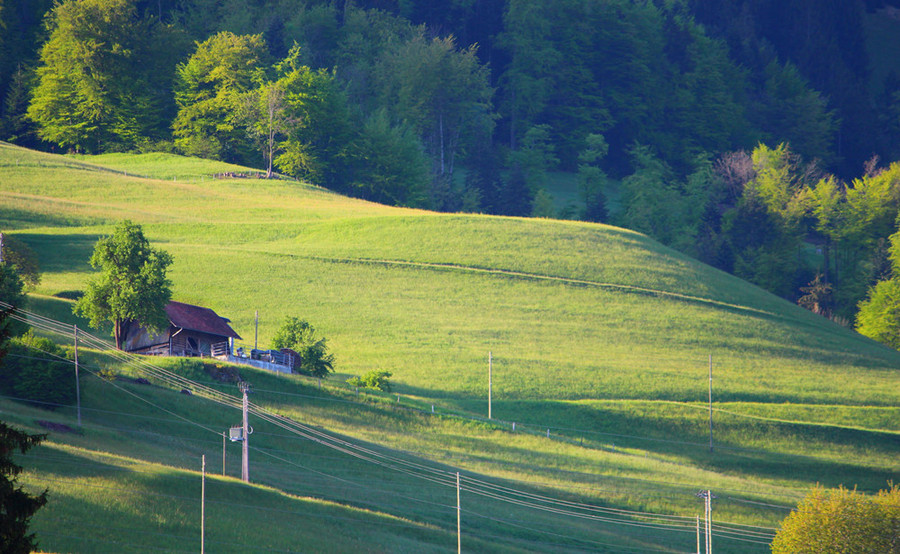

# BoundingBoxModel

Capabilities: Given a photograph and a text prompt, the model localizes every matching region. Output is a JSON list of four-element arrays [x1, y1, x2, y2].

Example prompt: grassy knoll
[[1, 143, 899, 551]]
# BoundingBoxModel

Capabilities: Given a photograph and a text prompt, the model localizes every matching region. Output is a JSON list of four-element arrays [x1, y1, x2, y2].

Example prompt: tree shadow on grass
[[489, 400, 900, 491], [14, 232, 100, 274], [0, 208, 98, 231]]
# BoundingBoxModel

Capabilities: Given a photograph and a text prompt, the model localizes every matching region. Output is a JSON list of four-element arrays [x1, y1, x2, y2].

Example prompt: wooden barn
[[123, 301, 242, 358]]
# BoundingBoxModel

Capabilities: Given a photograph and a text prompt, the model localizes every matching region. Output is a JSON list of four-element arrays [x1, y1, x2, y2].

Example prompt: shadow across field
[[485, 400, 900, 491], [0, 207, 94, 230], [14, 232, 99, 274]]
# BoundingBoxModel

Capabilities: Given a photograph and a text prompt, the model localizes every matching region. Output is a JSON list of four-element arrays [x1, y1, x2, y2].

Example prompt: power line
[[4, 304, 781, 547]]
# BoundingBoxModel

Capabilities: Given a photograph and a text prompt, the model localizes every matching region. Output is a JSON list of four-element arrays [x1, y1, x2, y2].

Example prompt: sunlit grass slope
[[1, 142, 899, 551], [3, 142, 896, 408]]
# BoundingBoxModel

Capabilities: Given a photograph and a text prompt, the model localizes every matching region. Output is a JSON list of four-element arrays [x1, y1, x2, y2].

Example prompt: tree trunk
[[114, 318, 124, 350]]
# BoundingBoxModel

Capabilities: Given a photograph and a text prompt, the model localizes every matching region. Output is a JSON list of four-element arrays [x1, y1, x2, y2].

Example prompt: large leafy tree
[[240, 79, 293, 178], [373, 29, 494, 207], [348, 109, 429, 207], [713, 143, 816, 298], [754, 61, 837, 165], [0, 0, 54, 142], [577, 133, 609, 223], [772, 485, 900, 553], [74, 221, 173, 350], [272, 47, 357, 191], [0, 234, 40, 291], [27, 0, 178, 152], [856, 217, 900, 348], [0, 422, 47, 554], [172, 32, 267, 162]]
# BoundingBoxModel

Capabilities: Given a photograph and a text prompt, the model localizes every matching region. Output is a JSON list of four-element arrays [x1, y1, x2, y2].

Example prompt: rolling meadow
[[1, 142, 899, 552]]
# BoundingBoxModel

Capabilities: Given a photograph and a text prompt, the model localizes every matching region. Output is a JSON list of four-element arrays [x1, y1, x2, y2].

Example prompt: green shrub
[[271, 317, 335, 378], [347, 370, 392, 392], [0, 331, 75, 408]]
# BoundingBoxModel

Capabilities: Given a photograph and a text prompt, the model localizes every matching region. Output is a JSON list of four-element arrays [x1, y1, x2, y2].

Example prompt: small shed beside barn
[[123, 301, 242, 358]]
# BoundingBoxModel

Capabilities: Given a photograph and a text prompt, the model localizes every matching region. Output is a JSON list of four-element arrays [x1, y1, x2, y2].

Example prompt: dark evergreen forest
[[5, 0, 900, 345]]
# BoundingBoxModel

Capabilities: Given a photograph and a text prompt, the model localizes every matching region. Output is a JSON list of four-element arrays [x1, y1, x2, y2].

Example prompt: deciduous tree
[[27, 0, 176, 152], [347, 109, 429, 207], [772, 485, 900, 553], [240, 80, 293, 178], [272, 47, 356, 191], [374, 29, 494, 205], [74, 221, 172, 350], [0, 234, 40, 290], [577, 133, 609, 223], [173, 32, 267, 162]]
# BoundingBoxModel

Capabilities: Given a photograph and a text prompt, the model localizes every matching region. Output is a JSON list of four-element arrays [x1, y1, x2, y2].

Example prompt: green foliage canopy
[[373, 30, 494, 203], [27, 0, 177, 152], [173, 32, 267, 162], [0, 234, 40, 290], [0, 331, 75, 408], [347, 109, 429, 207], [0, 262, 26, 348], [346, 369, 392, 392], [271, 47, 356, 190], [74, 221, 172, 350], [856, 221, 900, 348], [271, 317, 334, 378], [771, 485, 900, 553], [500, 0, 751, 174]]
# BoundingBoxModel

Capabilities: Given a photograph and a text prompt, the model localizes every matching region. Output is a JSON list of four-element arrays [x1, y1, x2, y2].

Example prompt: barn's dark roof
[[166, 301, 242, 340]]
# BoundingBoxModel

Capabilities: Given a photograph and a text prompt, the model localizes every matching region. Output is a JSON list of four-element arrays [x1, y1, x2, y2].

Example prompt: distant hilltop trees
[[7, 0, 900, 347]]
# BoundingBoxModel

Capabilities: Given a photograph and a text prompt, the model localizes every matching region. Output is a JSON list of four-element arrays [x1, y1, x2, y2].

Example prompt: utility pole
[[706, 490, 712, 554], [696, 490, 714, 554], [240, 382, 251, 483], [708, 354, 713, 453], [696, 515, 701, 554], [456, 472, 461, 554], [74, 325, 82, 427], [222, 432, 226, 476], [488, 352, 492, 420], [201, 455, 206, 554]]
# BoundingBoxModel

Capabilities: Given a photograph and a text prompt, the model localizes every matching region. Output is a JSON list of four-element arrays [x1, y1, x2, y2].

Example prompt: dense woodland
[[5, 0, 900, 344]]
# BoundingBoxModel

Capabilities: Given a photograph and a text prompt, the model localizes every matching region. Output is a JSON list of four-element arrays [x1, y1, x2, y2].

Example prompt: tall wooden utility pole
[[697, 490, 714, 554], [456, 472, 461, 554], [240, 382, 251, 483], [696, 515, 701, 554], [708, 354, 713, 453], [201, 455, 206, 554], [706, 490, 712, 554], [74, 325, 82, 427]]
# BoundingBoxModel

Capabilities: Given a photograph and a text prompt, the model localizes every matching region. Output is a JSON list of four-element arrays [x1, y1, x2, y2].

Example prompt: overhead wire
[[4, 302, 778, 546]]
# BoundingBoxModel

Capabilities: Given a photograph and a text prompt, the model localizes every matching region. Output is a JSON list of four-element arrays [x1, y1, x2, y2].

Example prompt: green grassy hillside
[[1, 142, 898, 552]]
